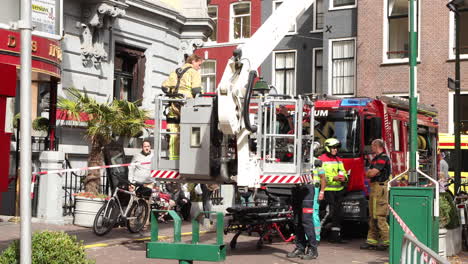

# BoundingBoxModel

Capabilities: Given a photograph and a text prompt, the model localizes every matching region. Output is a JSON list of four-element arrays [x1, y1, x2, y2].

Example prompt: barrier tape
[[30, 161, 151, 199], [388, 204, 416, 238], [388, 205, 441, 264]]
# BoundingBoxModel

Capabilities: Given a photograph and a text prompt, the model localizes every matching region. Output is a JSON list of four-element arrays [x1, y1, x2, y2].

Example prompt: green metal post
[[453, 5, 461, 196], [408, 0, 418, 184]]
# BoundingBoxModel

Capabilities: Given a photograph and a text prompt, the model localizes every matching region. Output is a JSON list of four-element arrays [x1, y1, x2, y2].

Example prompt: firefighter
[[319, 138, 348, 243], [161, 54, 204, 160], [360, 139, 391, 251], [287, 158, 326, 260]]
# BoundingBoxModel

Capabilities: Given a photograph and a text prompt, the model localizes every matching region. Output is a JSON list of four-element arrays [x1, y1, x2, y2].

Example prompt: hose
[[244, 70, 258, 133]]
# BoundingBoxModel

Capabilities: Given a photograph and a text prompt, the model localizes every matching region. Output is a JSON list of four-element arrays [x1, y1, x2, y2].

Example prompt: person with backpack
[[161, 54, 204, 160]]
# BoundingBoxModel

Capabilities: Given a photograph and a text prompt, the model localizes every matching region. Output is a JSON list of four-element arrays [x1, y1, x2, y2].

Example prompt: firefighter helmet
[[324, 138, 341, 153]]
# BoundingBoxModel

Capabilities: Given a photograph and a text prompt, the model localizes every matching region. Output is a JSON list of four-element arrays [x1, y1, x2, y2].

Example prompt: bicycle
[[93, 181, 151, 236]]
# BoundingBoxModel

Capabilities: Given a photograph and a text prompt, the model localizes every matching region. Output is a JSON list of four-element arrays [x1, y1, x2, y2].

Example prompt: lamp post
[[447, 0, 464, 195]]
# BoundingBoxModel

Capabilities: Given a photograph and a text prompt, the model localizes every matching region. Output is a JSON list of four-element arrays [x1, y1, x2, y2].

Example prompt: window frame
[[382, 0, 421, 64], [312, 0, 325, 32], [273, 0, 297, 34], [207, 5, 218, 43], [312, 47, 323, 93], [272, 50, 297, 96], [448, 9, 468, 60], [328, 37, 356, 97], [329, 0, 356, 11], [201, 59, 217, 93], [230, 1, 252, 42]]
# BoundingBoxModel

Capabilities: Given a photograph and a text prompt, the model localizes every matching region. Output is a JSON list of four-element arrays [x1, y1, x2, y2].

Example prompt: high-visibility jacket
[[318, 153, 348, 191]]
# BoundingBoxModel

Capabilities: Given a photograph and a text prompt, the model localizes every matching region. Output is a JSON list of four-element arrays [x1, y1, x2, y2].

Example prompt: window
[[273, 1, 296, 33], [208, 6, 218, 42], [114, 45, 146, 102], [448, 91, 468, 134], [274, 51, 296, 95], [313, 0, 324, 32], [231, 2, 251, 40], [449, 9, 468, 59], [330, 0, 356, 10], [201, 60, 216, 93], [330, 39, 355, 95], [385, 0, 419, 61], [313, 48, 323, 93], [364, 117, 382, 153], [393, 119, 401, 151]]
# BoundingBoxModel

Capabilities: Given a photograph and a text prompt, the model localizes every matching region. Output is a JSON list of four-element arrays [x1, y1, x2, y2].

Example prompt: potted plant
[[58, 88, 149, 227], [439, 191, 461, 257], [73, 192, 110, 228]]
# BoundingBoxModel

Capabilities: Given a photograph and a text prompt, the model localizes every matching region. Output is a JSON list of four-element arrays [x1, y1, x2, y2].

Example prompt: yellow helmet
[[324, 138, 341, 153]]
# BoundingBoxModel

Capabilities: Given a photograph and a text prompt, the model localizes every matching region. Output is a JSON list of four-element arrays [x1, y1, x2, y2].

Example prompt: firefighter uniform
[[161, 63, 202, 160], [366, 152, 391, 247], [319, 152, 348, 242]]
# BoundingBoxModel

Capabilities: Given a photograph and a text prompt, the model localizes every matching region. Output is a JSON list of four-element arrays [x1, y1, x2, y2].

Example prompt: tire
[[126, 199, 149, 233], [93, 200, 118, 236]]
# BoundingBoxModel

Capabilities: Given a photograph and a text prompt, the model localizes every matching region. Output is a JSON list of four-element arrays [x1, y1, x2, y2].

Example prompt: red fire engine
[[312, 96, 439, 221]]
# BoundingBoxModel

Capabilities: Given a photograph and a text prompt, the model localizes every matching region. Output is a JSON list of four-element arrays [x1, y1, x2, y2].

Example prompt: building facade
[[259, 0, 357, 97], [194, 0, 262, 93], [357, 0, 468, 133], [1, 0, 213, 217]]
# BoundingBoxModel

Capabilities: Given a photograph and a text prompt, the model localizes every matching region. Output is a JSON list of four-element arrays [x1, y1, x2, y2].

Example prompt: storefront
[[0, 28, 61, 214]]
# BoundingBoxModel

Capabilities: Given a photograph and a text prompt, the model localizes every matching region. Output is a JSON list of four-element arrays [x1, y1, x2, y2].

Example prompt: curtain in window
[[333, 0, 354, 7], [460, 11, 468, 54], [332, 40, 354, 95], [275, 52, 295, 95], [201, 61, 216, 93], [314, 50, 323, 93]]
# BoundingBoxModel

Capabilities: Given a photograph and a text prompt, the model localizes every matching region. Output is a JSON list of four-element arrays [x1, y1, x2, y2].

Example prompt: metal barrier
[[401, 233, 450, 264], [210, 188, 223, 205], [62, 158, 110, 216]]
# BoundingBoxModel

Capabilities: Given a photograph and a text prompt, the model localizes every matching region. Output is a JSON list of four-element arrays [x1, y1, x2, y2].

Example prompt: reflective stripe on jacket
[[318, 153, 348, 191]]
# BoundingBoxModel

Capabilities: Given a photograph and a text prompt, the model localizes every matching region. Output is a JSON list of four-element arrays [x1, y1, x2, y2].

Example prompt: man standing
[[287, 163, 326, 260], [162, 54, 204, 160], [128, 139, 154, 186], [360, 139, 391, 251], [319, 138, 348, 243]]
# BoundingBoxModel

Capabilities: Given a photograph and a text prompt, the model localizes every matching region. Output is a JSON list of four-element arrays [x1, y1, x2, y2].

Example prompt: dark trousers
[[201, 184, 213, 219], [322, 189, 346, 230], [292, 184, 318, 250]]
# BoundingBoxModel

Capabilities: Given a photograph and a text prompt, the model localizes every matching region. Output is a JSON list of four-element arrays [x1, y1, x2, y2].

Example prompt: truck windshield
[[314, 112, 359, 157]]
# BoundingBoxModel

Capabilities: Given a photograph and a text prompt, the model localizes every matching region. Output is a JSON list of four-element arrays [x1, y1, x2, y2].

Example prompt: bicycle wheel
[[93, 200, 118, 236], [126, 199, 149, 233]]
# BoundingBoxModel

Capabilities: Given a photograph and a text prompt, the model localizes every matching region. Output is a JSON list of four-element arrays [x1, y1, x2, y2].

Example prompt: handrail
[[401, 233, 449, 264]]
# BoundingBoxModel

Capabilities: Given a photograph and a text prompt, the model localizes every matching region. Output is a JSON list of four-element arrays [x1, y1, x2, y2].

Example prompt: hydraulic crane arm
[[217, 0, 315, 135]]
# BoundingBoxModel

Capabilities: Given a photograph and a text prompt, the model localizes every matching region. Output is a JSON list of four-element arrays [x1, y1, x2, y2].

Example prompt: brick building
[[195, 0, 262, 93], [357, 0, 468, 133]]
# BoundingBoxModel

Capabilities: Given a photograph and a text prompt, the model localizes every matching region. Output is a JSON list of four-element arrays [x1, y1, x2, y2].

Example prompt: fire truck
[[312, 96, 439, 222]]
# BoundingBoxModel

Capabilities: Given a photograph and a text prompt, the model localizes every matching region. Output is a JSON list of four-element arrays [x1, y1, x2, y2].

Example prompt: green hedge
[[0, 231, 94, 264]]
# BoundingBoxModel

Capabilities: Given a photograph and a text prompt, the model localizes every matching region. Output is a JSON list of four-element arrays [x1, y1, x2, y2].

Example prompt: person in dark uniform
[[287, 162, 326, 260], [360, 139, 391, 251]]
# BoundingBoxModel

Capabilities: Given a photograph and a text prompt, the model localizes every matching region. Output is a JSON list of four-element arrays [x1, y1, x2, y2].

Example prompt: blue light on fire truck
[[340, 98, 372, 107]]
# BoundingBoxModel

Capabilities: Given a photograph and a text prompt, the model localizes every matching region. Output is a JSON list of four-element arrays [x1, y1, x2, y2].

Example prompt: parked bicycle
[[93, 181, 152, 236]]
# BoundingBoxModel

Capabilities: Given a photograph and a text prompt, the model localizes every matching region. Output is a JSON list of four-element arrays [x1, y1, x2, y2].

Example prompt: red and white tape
[[30, 161, 152, 199], [388, 204, 416, 238]]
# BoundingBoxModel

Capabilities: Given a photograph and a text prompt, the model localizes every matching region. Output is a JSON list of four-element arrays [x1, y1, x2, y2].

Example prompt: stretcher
[[224, 205, 294, 249]]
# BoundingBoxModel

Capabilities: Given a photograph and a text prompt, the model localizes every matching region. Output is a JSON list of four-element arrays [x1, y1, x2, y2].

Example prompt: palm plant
[[58, 88, 150, 194]]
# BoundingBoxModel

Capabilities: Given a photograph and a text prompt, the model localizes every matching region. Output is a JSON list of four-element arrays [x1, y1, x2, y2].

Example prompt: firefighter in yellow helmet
[[161, 54, 204, 160], [318, 138, 348, 243]]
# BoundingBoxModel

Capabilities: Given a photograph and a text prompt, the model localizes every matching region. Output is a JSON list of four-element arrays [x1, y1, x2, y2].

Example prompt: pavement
[[0, 215, 467, 263]]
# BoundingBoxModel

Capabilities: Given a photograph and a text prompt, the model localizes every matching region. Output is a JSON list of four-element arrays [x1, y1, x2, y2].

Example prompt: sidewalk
[[0, 215, 199, 252]]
